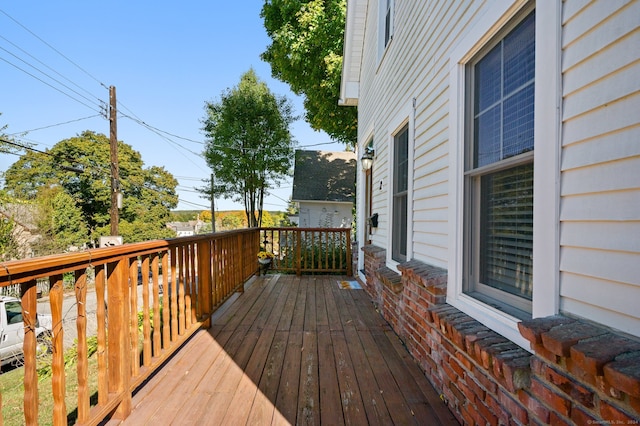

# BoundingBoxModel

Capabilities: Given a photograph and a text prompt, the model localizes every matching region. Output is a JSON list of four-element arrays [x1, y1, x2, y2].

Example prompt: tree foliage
[[261, 0, 356, 146], [202, 69, 296, 227], [3, 131, 178, 246]]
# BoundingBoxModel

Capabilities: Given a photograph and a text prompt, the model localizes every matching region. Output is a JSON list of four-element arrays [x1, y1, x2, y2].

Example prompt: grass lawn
[[0, 354, 99, 426]]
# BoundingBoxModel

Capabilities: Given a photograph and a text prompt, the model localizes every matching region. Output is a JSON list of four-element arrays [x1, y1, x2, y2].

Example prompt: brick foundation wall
[[361, 244, 640, 425]]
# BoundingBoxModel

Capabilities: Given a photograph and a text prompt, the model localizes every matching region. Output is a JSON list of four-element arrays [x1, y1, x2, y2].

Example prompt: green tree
[[220, 213, 243, 230], [33, 187, 88, 255], [0, 191, 19, 260], [261, 0, 356, 146], [4, 131, 178, 245], [202, 69, 296, 227]]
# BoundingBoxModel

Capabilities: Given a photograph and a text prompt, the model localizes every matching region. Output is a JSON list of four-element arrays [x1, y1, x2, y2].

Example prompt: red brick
[[486, 393, 510, 425], [465, 330, 494, 357], [518, 315, 576, 345], [570, 335, 640, 376], [455, 351, 473, 371], [476, 398, 499, 426], [531, 377, 572, 417], [603, 353, 640, 398], [473, 365, 498, 394], [449, 319, 484, 350], [442, 360, 460, 384], [448, 381, 466, 404], [500, 353, 532, 392], [466, 373, 487, 400], [530, 356, 546, 376], [463, 401, 484, 426], [449, 355, 467, 378], [630, 395, 640, 416], [541, 364, 595, 408], [566, 357, 596, 387], [599, 400, 639, 423], [517, 390, 550, 423], [541, 322, 607, 357], [549, 411, 572, 426], [532, 342, 559, 363], [460, 404, 475, 426], [498, 389, 528, 424], [459, 378, 477, 403], [479, 341, 518, 371], [571, 406, 599, 426]]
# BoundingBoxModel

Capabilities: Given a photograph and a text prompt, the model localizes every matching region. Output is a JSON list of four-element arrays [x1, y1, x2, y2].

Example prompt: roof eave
[[339, 0, 367, 107]]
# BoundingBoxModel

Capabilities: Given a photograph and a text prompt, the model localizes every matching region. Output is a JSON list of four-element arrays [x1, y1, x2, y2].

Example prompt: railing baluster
[[170, 247, 178, 342], [178, 245, 186, 336], [21, 279, 39, 425], [152, 254, 161, 356], [95, 265, 108, 405], [75, 268, 90, 422], [50, 274, 67, 425], [162, 251, 171, 350], [142, 255, 151, 367], [130, 259, 140, 376]]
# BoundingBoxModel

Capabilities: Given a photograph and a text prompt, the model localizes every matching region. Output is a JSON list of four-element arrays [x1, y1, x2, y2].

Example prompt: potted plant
[[257, 250, 274, 265]]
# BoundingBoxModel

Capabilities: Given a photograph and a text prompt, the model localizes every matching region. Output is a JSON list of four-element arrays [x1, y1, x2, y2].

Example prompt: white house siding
[[358, 1, 487, 269], [298, 202, 353, 228], [559, 0, 640, 336]]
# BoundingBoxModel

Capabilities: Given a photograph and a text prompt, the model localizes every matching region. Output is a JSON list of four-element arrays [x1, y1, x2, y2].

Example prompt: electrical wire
[[0, 34, 105, 107], [0, 55, 103, 114], [7, 115, 102, 136], [0, 8, 108, 90]]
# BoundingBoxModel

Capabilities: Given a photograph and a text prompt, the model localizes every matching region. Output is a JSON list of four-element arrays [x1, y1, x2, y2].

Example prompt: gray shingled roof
[[292, 150, 356, 202]]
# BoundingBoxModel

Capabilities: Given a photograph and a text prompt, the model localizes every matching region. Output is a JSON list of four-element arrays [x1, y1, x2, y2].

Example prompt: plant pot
[[258, 258, 272, 265]]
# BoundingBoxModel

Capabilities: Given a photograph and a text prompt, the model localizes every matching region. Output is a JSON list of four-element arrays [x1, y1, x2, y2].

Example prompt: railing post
[[107, 257, 132, 419], [197, 240, 212, 328], [346, 228, 353, 276], [296, 230, 302, 276]]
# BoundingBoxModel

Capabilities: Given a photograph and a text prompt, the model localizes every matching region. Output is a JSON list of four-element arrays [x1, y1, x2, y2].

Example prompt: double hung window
[[464, 10, 535, 316], [392, 125, 408, 262]]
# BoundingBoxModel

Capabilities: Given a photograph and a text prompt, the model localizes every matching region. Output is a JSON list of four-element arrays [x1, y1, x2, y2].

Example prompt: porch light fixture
[[361, 149, 374, 171]]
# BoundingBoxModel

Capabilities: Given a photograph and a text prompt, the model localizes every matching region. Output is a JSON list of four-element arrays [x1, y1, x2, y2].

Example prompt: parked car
[[0, 296, 53, 366]]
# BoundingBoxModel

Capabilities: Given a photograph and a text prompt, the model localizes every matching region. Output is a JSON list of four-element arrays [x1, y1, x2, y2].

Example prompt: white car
[[0, 296, 53, 367]]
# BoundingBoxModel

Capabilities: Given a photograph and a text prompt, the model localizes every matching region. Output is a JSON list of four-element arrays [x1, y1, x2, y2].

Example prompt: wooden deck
[[111, 274, 457, 425]]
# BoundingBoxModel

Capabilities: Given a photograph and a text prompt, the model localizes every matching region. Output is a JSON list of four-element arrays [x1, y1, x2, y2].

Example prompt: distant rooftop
[[292, 150, 356, 203]]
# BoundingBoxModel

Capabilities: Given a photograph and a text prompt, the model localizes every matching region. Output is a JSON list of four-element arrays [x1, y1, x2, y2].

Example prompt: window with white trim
[[378, 0, 394, 60], [392, 125, 408, 262], [464, 9, 535, 318]]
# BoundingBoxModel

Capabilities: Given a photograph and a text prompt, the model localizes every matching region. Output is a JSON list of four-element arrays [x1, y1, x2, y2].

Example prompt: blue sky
[[0, 1, 345, 212]]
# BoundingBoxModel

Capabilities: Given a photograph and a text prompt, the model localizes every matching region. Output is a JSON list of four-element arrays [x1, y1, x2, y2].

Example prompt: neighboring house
[[292, 150, 356, 228], [166, 221, 196, 237], [0, 203, 40, 259], [341, 0, 639, 423]]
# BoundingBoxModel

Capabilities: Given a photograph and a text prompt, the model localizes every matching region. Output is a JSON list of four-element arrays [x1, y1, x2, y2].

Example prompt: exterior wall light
[[361, 149, 374, 171]]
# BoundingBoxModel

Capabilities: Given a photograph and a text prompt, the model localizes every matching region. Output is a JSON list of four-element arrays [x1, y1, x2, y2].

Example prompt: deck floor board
[[118, 274, 458, 425]]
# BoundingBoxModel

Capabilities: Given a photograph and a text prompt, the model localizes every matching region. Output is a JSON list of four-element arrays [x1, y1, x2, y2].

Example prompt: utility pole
[[109, 85, 120, 236], [210, 173, 216, 233]]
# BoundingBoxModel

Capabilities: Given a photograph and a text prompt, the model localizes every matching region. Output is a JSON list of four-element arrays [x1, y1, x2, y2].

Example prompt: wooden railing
[[0, 229, 259, 425], [0, 226, 351, 425], [259, 227, 352, 276]]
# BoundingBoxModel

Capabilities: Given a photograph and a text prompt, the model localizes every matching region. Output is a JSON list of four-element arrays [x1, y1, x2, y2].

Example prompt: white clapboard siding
[[559, 0, 640, 335], [357, 0, 483, 265]]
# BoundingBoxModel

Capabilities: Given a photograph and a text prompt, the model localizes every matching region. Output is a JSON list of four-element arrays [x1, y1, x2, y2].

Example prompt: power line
[[7, 115, 102, 136], [0, 34, 105, 106], [119, 113, 207, 172], [0, 8, 108, 90], [177, 199, 210, 209], [0, 55, 103, 114]]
